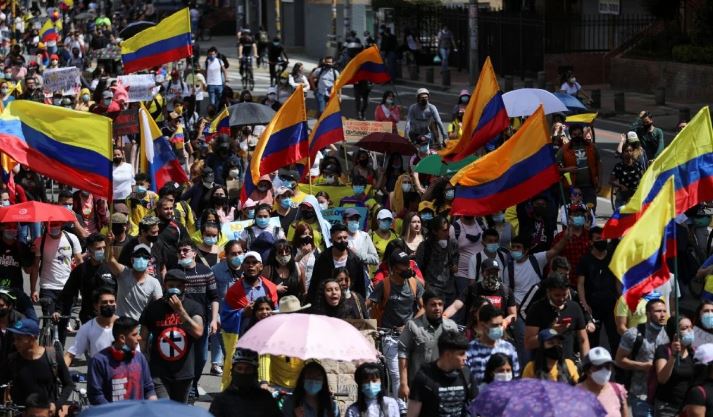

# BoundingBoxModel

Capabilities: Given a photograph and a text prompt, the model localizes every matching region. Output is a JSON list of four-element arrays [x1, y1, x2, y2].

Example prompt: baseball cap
[[244, 251, 262, 263], [267, 86, 277, 95], [626, 131, 640, 142], [538, 328, 564, 344], [7, 318, 40, 337], [276, 186, 293, 196], [377, 209, 393, 220], [102, 90, 113, 99], [582, 346, 614, 368], [132, 244, 152, 256], [481, 258, 500, 271], [418, 201, 435, 212], [390, 250, 410, 266], [343, 208, 360, 219], [232, 348, 259, 366], [110, 212, 128, 224], [695, 344, 713, 365], [139, 215, 159, 226], [165, 269, 187, 282], [416, 88, 429, 97]]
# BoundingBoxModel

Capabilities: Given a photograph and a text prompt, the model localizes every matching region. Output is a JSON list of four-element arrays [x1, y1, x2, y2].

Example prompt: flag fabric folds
[[602, 106, 713, 238], [449, 106, 559, 216], [250, 84, 308, 183], [0, 101, 112, 199], [40, 19, 61, 42], [440, 57, 509, 162], [308, 94, 344, 160], [208, 107, 231, 142], [138, 104, 189, 191], [331, 46, 390, 94], [609, 177, 677, 311], [121, 8, 192, 74]]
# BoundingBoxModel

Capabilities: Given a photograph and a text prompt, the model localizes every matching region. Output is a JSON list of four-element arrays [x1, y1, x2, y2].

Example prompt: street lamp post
[[275, 0, 281, 38], [468, 0, 479, 84]]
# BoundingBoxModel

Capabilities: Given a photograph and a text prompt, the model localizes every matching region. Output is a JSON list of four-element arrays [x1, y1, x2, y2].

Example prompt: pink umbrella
[[236, 313, 378, 361]]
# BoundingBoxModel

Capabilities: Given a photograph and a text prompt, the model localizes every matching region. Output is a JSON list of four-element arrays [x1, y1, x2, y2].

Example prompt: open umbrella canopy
[[228, 102, 276, 126], [236, 313, 378, 361], [414, 154, 477, 176], [119, 21, 156, 39], [356, 132, 416, 155], [502, 88, 568, 117], [471, 379, 607, 417], [79, 400, 212, 417], [0, 201, 76, 223], [554, 92, 587, 112]]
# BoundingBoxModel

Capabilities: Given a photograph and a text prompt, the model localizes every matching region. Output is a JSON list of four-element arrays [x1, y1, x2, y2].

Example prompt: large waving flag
[[602, 106, 713, 239], [440, 57, 509, 162], [40, 19, 61, 42], [331, 45, 390, 95], [121, 8, 192, 74], [138, 104, 189, 191], [250, 84, 308, 183], [208, 107, 231, 142], [308, 94, 344, 160], [449, 106, 558, 216], [0, 101, 112, 199], [610, 177, 677, 311]]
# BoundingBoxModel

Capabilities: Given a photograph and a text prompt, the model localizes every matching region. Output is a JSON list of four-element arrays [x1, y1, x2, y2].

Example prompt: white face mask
[[590, 368, 612, 386], [493, 372, 512, 382], [438, 239, 448, 249]]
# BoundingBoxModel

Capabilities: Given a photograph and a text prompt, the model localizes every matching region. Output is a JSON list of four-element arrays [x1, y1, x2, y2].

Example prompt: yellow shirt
[[371, 230, 398, 262], [127, 191, 159, 236], [287, 220, 325, 252], [258, 355, 304, 389], [614, 296, 647, 328], [522, 359, 579, 382]]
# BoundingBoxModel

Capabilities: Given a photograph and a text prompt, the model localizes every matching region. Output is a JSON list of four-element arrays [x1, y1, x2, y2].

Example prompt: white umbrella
[[502, 88, 569, 117]]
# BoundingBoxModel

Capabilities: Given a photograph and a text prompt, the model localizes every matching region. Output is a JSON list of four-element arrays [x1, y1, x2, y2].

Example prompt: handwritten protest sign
[[42, 67, 80, 95], [118, 74, 157, 102], [321, 206, 368, 230], [342, 119, 392, 142], [221, 217, 281, 241]]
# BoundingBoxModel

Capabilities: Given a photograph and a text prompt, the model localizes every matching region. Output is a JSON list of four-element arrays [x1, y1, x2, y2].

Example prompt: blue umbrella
[[471, 379, 607, 417], [79, 400, 214, 417], [554, 92, 587, 112]]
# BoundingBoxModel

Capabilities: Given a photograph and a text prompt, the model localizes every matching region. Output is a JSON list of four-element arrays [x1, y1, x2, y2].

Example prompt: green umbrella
[[414, 154, 477, 176]]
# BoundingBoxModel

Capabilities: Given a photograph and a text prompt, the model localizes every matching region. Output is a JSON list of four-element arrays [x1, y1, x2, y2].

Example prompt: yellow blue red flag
[[307, 94, 344, 160], [121, 8, 192, 73], [332, 46, 390, 95]]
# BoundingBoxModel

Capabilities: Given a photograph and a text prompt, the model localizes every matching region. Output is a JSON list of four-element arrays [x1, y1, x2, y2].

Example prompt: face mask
[[132, 257, 149, 272], [246, 209, 255, 219], [358, 159, 368, 167], [650, 322, 663, 332], [229, 169, 240, 179], [511, 250, 524, 261], [485, 243, 499, 254], [208, 56, 215, 61], [682, 330, 695, 347], [418, 98, 428, 105], [378, 220, 392, 231], [323, 175, 336, 185], [285, 181, 297, 190], [401, 183, 412, 193], [255, 217, 269, 229], [178, 257, 193, 267], [592, 240, 608, 251], [703, 312, 713, 330], [203, 236, 218, 246], [544, 345, 563, 360], [438, 239, 448, 249], [445, 189, 455, 201], [146, 235, 158, 243], [483, 275, 500, 291], [82, 207, 92, 216], [136, 185, 147, 194], [347, 220, 360, 233], [303, 379, 323, 395], [493, 372, 512, 382], [276, 254, 291, 266], [0, 88, 7, 95], [1, 200, 9, 207], [419, 144, 429, 153], [420, 213, 433, 221], [590, 368, 611, 386], [0, 308, 8, 318], [333, 241, 348, 252], [93, 249, 105, 262], [51, 60, 58, 66], [533, 206, 547, 217], [232, 371, 258, 389], [49, 226, 62, 237], [82, 94, 90, 102], [694, 216, 711, 228], [3, 230, 16, 240], [239, 141, 249, 151], [103, 99, 112, 106], [488, 326, 503, 341], [460, 96, 470, 104], [319, 202, 329, 210], [352, 185, 365, 195], [99, 304, 115, 318], [64, 204, 73, 211], [113, 157, 123, 165], [361, 381, 381, 399], [166, 287, 182, 297], [569, 77, 576, 84], [230, 254, 244, 268], [385, 98, 394, 105], [571, 216, 585, 227], [280, 197, 292, 209]]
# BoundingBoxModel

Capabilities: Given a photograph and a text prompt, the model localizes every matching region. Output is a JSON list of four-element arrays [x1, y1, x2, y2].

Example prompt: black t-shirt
[[60, 261, 116, 322], [457, 283, 515, 316], [409, 362, 474, 417], [239, 36, 254, 56], [0, 239, 33, 289], [684, 380, 713, 417], [654, 345, 695, 406], [139, 297, 204, 380], [576, 252, 619, 307], [525, 299, 585, 360], [267, 44, 284, 62], [0, 348, 74, 406]]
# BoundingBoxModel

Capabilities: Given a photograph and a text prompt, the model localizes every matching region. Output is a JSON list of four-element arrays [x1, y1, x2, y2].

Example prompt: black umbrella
[[119, 21, 156, 39], [228, 102, 276, 126]]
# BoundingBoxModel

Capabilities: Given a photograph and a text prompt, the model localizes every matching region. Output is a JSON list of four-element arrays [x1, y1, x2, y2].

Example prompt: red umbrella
[[0, 201, 76, 223], [356, 132, 417, 155]]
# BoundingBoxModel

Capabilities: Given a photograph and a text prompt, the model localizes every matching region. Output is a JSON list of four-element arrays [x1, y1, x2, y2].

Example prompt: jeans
[[39, 288, 68, 347], [382, 334, 406, 413], [207, 84, 223, 108], [193, 324, 210, 390], [210, 330, 224, 365], [316, 92, 328, 116], [439, 48, 450, 70], [512, 317, 530, 366], [153, 376, 193, 403], [630, 396, 653, 417]]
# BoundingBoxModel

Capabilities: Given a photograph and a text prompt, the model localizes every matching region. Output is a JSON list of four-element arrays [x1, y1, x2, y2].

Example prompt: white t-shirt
[[116, 268, 163, 321], [34, 232, 82, 290], [511, 251, 547, 304], [450, 220, 484, 278], [67, 318, 115, 359], [560, 81, 581, 95], [112, 162, 134, 200], [205, 57, 224, 86]]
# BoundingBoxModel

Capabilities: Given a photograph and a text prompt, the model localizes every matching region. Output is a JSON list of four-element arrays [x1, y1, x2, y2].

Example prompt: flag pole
[[672, 192, 680, 365], [307, 153, 313, 195]]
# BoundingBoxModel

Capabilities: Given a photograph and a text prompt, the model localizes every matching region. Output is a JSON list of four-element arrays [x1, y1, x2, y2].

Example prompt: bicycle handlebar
[[38, 315, 73, 320]]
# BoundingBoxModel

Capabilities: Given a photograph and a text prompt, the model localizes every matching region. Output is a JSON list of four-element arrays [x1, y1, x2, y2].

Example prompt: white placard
[[42, 67, 81, 94], [118, 74, 158, 102]]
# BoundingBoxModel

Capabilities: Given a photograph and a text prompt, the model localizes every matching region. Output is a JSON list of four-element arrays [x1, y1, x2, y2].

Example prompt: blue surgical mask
[[347, 220, 360, 233], [401, 183, 412, 193], [682, 330, 695, 347], [420, 213, 433, 221], [352, 185, 365, 195], [280, 197, 292, 209], [702, 312, 713, 330], [1, 200, 9, 207], [511, 250, 524, 261], [445, 189, 455, 200], [136, 185, 147, 194], [255, 217, 269, 229], [49, 226, 62, 236], [132, 257, 149, 272], [203, 236, 218, 245], [303, 379, 323, 395], [419, 144, 429, 153], [361, 381, 381, 399], [178, 257, 193, 267], [229, 254, 244, 268], [485, 243, 499, 254], [571, 215, 586, 227], [492, 213, 505, 223], [166, 287, 182, 297], [488, 326, 504, 341], [93, 249, 105, 262], [247, 209, 255, 219], [378, 220, 392, 231]]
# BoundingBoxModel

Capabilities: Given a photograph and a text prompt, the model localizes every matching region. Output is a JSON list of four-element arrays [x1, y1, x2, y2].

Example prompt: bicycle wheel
[[248, 74, 255, 91]]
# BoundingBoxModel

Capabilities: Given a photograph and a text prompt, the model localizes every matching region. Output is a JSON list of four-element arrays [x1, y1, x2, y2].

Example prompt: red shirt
[[553, 229, 591, 285], [372, 260, 425, 286], [225, 276, 279, 310]]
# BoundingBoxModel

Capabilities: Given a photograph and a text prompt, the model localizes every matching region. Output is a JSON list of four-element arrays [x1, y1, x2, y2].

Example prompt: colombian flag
[[250, 84, 308, 184], [121, 8, 192, 74], [332, 46, 390, 95], [308, 93, 344, 160], [609, 177, 677, 311], [602, 106, 713, 239], [449, 106, 559, 216], [139, 104, 189, 191], [1, 153, 16, 203], [207, 107, 230, 142], [40, 19, 60, 42], [440, 57, 509, 162], [0, 101, 112, 199]]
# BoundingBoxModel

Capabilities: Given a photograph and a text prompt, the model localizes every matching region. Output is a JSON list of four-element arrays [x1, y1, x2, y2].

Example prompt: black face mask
[[0, 308, 9, 318], [358, 159, 368, 167], [112, 224, 126, 236], [533, 206, 547, 217], [419, 99, 428, 106], [592, 240, 608, 251], [399, 268, 414, 279], [302, 211, 315, 220], [213, 196, 227, 206], [231, 371, 258, 390], [544, 345, 563, 360], [333, 241, 348, 251], [145, 235, 158, 243], [99, 305, 116, 318], [113, 157, 122, 165]]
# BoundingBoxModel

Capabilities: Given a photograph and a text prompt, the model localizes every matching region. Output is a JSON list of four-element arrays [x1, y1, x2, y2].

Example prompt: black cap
[[165, 269, 187, 282], [390, 250, 410, 266]]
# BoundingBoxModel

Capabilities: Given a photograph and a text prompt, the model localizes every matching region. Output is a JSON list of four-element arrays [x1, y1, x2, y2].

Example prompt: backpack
[[371, 276, 418, 327], [39, 230, 77, 276], [508, 254, 542, 320], [246, 226, 281, 261], [219, 53, 230, 69], [7, 346, 61, 401], [453, 221, 482, 243], [678, 384, 712, 417], [473, 251, 507, 282], [614, 323, 647, 388]]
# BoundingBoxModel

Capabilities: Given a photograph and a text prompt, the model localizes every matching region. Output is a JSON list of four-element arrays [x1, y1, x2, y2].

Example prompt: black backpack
[[613, 323, 647, 388]]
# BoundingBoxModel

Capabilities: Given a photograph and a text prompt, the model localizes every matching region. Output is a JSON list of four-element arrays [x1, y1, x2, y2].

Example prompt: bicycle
[[373, 328, 400, 396], [0, 402, 24, 417], [240, 56, 255, 91], [66, 372, 89, 417], [38, 297, 75, 355]]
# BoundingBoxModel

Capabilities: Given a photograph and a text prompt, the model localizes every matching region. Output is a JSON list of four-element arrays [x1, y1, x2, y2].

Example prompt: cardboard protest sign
[[321, 206, 369, 230], [42, 67, 81, 94], [118, 74, 157, 102], [343, 119, 392, 142], [221, 217, 281, 241]]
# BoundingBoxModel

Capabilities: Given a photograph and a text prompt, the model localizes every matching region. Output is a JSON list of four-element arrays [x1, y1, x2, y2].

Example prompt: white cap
[[377, 209, 394, 220], [267, 86, 277, 95], [417, 88, 430, 97], [243, 251, 262, 263], [583, 346, 614, 367], [695, 343, 713, 365], [626, 131, 639, 142]]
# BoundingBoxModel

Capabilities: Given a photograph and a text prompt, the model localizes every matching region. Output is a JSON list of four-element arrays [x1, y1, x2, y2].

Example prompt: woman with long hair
[[262, 239, 306, 301], [291, 223, 319, 292], [692, 300, 713, 348], [196, 221, 222, 267], [210, 185, 235, 224], [283, 361, 338, 417], [333, 268, 368, 320], [346, 362, 399, 417], [652, 316, 695, 416], [311, 278, 362, 320], [374, 90, 400, 134], [481, 353, 515, 388], [578, 347, 629, 417], [401, 212, 424, 255]]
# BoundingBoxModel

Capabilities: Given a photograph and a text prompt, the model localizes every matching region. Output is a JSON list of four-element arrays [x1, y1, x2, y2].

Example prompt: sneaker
[[210, 364, 223, 376]]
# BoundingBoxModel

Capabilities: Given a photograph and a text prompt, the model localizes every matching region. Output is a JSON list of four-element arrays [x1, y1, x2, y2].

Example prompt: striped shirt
[[466, 338, 520, 385], [182, 263, 219, 315]]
